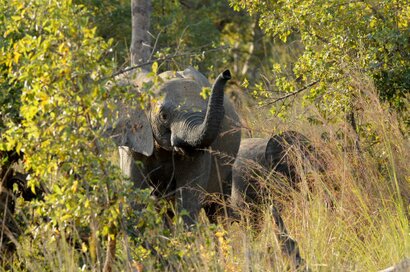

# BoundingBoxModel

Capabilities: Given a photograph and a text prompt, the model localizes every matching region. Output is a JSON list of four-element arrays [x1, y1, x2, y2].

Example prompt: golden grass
[[2, 77, 409, 271], [228, 76, 409, 271]]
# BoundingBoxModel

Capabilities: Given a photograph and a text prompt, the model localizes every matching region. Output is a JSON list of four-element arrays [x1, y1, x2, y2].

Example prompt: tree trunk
[[131, 0, 152, 69], [102, 233, 117, 272], [241, 15, 263, 78]]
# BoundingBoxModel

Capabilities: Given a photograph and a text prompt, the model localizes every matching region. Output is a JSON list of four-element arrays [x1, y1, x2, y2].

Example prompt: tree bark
[[241, 15, 263, 77], [102, 232, 117, 272], [131, 0, 152, 70]]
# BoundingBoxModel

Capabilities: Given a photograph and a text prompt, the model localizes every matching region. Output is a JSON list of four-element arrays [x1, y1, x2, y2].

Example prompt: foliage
[[75, 0, 132, 66], [230, 0, 410, 121], [149, 0, 228, 72], [76, 0, 257, 79], [0, 0, 164, 268], [73, 0, 232, 74], [1, 0, 409, 270]]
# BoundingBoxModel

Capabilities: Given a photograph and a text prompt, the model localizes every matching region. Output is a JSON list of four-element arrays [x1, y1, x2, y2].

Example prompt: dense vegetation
[[1, 0, 408, 270]]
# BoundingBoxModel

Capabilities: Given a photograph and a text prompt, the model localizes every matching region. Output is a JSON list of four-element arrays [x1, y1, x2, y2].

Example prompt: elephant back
[[236, 138, 272, 167], [153, 78, 207, 110], [158, 66, 211, 89], [180, 66, 211, 88]]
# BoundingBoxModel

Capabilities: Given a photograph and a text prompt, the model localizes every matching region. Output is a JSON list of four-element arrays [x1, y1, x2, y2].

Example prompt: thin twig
[[148, 30, 163, 62], [110, 45, 230, 79], [259, 80, 319, 107], [175, 24, 192, 55]]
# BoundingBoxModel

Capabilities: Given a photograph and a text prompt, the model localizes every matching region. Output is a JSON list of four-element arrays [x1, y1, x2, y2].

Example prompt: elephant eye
[[160, 112, 168, 121]]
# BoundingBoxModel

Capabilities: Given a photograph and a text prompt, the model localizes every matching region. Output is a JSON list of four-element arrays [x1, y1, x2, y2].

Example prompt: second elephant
[[230, 131, 319, 270], [231, 131, 322, 209]]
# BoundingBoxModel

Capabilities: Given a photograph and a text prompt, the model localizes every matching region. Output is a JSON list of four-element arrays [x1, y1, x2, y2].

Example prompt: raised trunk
[[171, 70, 231, 149]]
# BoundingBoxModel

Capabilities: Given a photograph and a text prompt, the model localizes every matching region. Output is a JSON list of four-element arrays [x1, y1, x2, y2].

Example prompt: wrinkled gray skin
[[113, 67, 241, 225], [231, 131, 318, 208], [230, 131, 318, 270]]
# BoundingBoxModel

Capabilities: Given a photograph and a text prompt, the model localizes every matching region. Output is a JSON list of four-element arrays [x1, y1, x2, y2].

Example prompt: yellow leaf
[[102, 225, 110, 236], [369, 18, 377, 28], [81, 242, 88, 253], [200, 87, 211, 100], [61, 214, 72, 221], [242, 78, 249, 88], [38, 91, 49, 102], [273, 63, 281, 73], [72, 180, 78, 193], [11, 15, 21, 21], [152, 61, 158, 74], [58, 42, 66, 54], [14, 52, 21, 63], [16, 141, 23, 154]]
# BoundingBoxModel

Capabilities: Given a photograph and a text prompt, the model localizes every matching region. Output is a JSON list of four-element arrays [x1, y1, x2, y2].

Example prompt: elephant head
[[232, 131, 322, 191], [150, 70, 231, 152], [110, 68, 231, 154]]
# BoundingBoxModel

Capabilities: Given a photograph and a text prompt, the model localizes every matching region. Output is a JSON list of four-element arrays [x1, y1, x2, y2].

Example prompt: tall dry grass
[[123, 75, 409, 271], [224, 75, 409, 271], [2, 77, 408, 271]]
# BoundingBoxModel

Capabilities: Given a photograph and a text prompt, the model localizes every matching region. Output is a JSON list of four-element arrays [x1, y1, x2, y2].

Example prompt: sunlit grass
[[220, 77, 409, 271], [2, 78, 409, 271]]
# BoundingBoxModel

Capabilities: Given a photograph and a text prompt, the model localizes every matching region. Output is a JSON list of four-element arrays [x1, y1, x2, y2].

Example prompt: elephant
[[110, 67, 241, 224], [231, 131, 322, 210], [229, 131, 321, 270]]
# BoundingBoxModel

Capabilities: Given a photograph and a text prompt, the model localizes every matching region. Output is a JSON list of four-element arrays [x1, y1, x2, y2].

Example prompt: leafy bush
[[230, 0, 410, 122], [0, 0, 166, 269]]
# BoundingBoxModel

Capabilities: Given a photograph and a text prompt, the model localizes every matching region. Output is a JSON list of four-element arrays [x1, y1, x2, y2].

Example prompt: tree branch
[[259, 80, 319, 107], [110, 45, 230, 78]]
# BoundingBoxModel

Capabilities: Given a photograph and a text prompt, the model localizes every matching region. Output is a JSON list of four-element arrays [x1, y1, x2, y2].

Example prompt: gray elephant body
[[114, 68, 240, 224], [230, 132, 316, 270], [119, 146, 175, 195], [231, 131, 319, 209]]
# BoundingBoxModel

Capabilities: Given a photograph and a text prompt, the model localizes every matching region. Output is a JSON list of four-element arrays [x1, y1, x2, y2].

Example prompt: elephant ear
[[109, 104, 154, 156], [265, 138, 278, 166], [104, 72, 154, 156]]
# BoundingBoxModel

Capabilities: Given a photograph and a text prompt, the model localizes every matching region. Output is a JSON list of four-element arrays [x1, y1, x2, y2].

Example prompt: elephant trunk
[[172, 70, 231, 149]]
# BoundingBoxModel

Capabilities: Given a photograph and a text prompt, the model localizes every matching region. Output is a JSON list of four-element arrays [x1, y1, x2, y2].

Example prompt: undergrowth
[[1, 78, 409, 272]]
